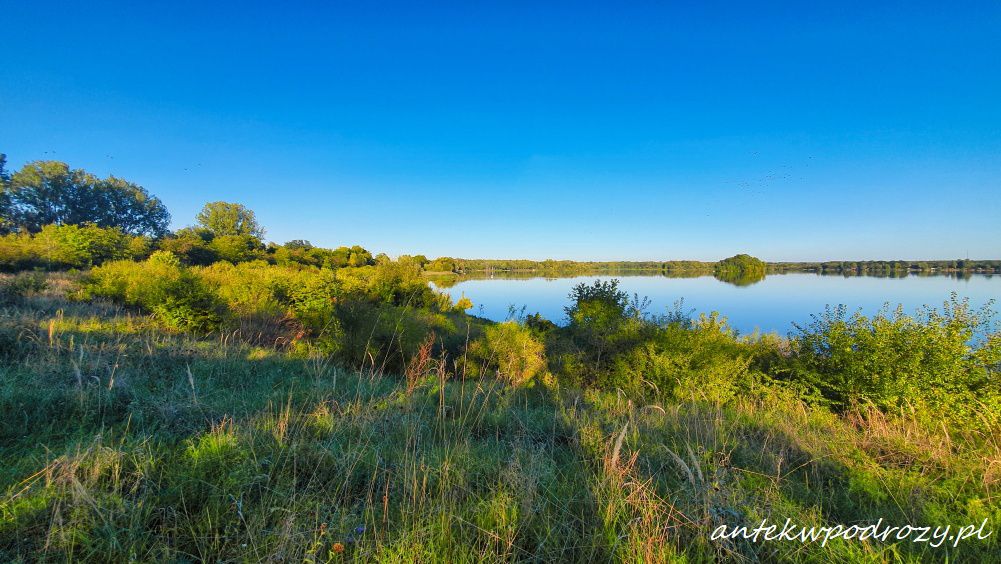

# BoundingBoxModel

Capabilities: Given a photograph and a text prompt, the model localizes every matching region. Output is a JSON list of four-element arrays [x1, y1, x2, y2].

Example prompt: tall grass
[[1, 276, 998, 562]]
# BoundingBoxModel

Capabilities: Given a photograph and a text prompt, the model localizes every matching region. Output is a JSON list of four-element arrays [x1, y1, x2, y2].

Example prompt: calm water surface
[[434, 273, 1000, 336]]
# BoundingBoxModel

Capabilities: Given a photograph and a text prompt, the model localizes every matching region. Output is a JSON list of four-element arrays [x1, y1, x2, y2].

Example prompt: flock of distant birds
[[40, 150, 202, 172], [723, 154, 812, 195], [695, 153, 815, 217]]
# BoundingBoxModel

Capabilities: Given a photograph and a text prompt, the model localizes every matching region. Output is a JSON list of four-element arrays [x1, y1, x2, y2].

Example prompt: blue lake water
[[434, 273, 1000, 337]]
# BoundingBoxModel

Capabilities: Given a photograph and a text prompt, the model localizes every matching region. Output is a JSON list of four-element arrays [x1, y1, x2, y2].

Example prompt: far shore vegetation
[[2, 154, 1000, 561], [2, 156, 997, 280]]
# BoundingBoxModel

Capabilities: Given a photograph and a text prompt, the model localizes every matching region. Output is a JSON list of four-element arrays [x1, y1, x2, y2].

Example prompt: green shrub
[[198, 261, 338, 317], [207, 234, 265, 263], [560, 280, 653, 385], [548, 280, 772, 402], [330, 299, 462, 372], [82, 252, 226, 332], [468, 321, 546, 385], [0, 233, 40, 271], [147, 276, 226, 333], [791, 296, 1001, 426], [157, 227, 219, 265], [198, 260, 342, 347], [600, 312, 759, 402], [0, 224, 145, 270], [337, 262, 451, 310]]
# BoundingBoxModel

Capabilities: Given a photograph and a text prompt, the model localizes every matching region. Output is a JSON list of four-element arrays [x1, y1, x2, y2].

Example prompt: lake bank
[[432, 272, 1000, 336]]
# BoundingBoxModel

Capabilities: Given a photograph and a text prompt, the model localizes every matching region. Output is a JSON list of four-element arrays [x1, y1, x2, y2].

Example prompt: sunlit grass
[[1, 281, 998, 562]]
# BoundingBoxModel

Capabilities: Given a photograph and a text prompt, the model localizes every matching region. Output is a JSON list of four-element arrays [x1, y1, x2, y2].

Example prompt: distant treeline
[[768, 260, 1001, 275], [2, 154, 998, 276], [427, 258, 714, 275], [431, 257, 1001, 276]]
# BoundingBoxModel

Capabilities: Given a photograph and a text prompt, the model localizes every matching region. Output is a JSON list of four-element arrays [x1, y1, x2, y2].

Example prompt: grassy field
[[1, 274, 999, 562]]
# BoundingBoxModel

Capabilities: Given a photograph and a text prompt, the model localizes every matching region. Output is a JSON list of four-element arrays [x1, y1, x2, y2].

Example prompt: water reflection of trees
[[713, 270, 767, 286], [431, 270, 991, 288]]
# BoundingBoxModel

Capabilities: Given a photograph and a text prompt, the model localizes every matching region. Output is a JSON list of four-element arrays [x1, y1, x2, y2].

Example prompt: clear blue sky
[[2, 1, 999, 261]]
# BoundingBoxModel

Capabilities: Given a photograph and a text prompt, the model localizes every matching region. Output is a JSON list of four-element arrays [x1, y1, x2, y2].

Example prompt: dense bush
[[157, 227, 220, 265], [157, 228, 268, 266], [76, 254, 472, 362], [0, 224, 149, 270], [330, 299, 472, 372], [271, 241, 375, 269], [81, 252, 226, 332], [337, 262, 450, 310], [548, 280, 763, 401], [596, 313, 759, 402], [546, 280, 1001, 426], [790, 297, 1001, 426], [197, 260, 341, 348], [207, 234, 264, 263], [199, 261, 338, 318], [558, 280, 653, 385], [468, 321, 546, 385]]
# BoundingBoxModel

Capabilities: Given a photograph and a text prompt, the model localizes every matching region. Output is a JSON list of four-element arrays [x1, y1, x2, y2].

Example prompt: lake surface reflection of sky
[[435, 273, 1000, 337]]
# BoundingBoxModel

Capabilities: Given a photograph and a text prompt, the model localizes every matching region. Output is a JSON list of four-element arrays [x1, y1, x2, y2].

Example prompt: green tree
[[1, 160, 170, 236], [427, 257, 457, 272], [468, 321, 546, 385], [209, 234, 263, 263], [565, 279, 631, 337], [0, 154, 11, 234], [562, 279, 648, 378], [195, 201, 264, 238], [714, 254, 766, 286], [158, 227, 219, 265], [34, 223, 135, 268], [347, 245, 373, 267], [284, 239, 313, 250]]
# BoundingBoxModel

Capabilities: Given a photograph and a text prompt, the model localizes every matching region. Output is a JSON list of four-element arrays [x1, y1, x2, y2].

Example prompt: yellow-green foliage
[[197, 260, 339, 319], [197, 260, 344, 349], [454, 295, 473, 311], [0, 224, 149, 270], [81, 251, 225, 332], [206, 234, 262, 263], [77, 255, 472, 366], [274, 243, 374, 269], [469, 321, 546, 385], [551, 280, 1001, 433], [606, 313, 756, 403], [336, 261, 450, 310], [792, 297, 1001, 427]]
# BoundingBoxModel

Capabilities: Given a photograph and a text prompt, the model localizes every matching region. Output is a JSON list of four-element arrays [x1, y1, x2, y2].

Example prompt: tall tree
[[0, 154, 11, 234], [195, 201, 264, 238], [1, 160, 170, 236]]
